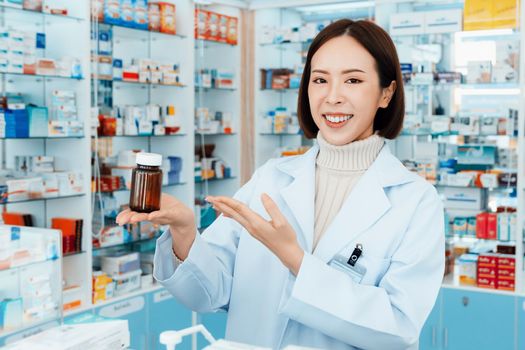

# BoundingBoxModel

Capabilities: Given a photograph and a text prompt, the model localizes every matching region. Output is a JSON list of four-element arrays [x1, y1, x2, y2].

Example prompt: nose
[[325, 82, 344, 105]]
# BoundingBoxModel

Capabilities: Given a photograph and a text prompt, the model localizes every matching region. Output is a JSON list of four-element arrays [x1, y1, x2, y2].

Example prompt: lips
[[322, 113, 354, 128]]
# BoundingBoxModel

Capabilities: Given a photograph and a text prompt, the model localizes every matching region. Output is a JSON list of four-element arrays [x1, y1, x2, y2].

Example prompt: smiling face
[[308, 35, 396, 146]]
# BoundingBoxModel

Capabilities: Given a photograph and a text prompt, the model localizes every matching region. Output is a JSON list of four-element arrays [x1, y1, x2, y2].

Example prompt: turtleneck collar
[[316, 132, 385, 171]]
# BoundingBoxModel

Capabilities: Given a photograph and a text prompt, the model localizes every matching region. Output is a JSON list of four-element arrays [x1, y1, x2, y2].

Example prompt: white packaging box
[[390, 12, 425, 36], [497, 213, 510, 241], [425, 9, 462, 34], [6, 177, 44, 201], [491, 64, 517, 83], [467, 61, 492, 84], [42, 173, 59, 198], [441, 186, 487, 210], [57, 172, 84, 196], [113, 269, 142, 296], [2, 320, 130, 350], [496, 40, 519, 68], [101, 252, 140, 276], [509, 213, 517, 241]]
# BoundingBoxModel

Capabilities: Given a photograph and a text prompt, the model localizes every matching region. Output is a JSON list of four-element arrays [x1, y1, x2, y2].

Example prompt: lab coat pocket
[[329, 254, 391, 286]]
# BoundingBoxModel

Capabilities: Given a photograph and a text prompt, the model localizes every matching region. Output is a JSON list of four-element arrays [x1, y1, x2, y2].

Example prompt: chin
[[319, 129, 357, 146]]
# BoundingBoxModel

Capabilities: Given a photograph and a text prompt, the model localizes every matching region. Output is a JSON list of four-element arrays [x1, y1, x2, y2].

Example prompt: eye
[[312, 77, 326, 84], [346, 78, 361, 84]]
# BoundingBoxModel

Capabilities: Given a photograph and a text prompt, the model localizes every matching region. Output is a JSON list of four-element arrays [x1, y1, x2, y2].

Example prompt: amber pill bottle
[[129, 152, 163, 213]]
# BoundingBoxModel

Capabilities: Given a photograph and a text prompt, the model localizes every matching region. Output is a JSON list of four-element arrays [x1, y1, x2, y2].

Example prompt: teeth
[[324, 114, 352, 123]]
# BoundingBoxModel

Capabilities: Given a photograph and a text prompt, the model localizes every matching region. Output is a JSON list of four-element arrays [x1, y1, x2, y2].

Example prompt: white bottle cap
[[136, 152, 162, 166]]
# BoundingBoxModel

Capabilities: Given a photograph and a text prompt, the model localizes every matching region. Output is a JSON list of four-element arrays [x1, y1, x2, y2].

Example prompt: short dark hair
[[298, 19, 405, 139]]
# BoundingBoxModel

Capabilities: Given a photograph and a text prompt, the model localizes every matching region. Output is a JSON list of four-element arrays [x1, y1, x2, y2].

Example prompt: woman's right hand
[[116, 193, 197, 260]]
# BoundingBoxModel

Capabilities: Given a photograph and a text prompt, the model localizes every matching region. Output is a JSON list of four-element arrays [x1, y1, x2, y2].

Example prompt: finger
[[129, 212, 150, 224], [212, 201, 252, 230], [211, 196, 264, 223], [116, 209, 134, 225], [261, 193, 286, 226]]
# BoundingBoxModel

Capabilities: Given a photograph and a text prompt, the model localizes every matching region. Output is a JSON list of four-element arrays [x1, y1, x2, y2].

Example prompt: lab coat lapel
[[277, 146, 318, 254], [313, 146, 396, 263]]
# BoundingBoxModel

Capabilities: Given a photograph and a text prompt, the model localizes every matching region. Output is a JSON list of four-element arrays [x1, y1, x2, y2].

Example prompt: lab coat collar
[[276, 142, 416, 261]]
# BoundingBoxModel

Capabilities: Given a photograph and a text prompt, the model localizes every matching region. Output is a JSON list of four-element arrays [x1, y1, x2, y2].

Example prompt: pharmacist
[[117, 19, 444, 350]]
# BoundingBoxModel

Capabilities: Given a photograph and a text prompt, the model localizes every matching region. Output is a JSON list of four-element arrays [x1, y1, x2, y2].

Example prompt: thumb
[[261, 193, 285, 225]]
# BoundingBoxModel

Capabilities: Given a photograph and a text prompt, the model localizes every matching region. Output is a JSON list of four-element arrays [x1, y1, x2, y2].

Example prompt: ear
[[379, 80, 396, 108]]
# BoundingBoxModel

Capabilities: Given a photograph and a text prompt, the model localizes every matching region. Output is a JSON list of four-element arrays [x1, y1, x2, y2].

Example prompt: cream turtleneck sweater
[[313, 132, 385, 251]]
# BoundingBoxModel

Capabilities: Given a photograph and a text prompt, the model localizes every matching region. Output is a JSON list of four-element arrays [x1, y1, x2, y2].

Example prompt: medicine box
[[101, 252, 140, 275], [442, 187, 486, 210], [467, 61, 492, 84], [113, 269, 142, 296], [425, 9, 462, 34], [389, 12, 425, 36]]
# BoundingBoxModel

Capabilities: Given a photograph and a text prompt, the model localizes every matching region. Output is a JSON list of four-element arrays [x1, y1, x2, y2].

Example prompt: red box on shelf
[[486, 213, 497, 240], [497, 267, 515, 279], [477, 276, 496, 289], [478, 254, 497, 266], [195, 9, 210, 40], [497, 279, 515, 291], [159, 2, 176, 35], [498, 256, 515, 268], [477, 265, 497, 278], [476, 212, 488, 239]]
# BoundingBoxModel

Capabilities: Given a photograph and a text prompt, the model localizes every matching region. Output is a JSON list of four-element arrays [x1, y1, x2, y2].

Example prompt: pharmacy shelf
[[406, 82, 519, 89], [259, 40, 310, 46], [259, 88, 299, 92], [435, 184, 516, 191], [103, 79, 187, 88], [0, 5, 85, 21], [442, 273, 521, 296], [399, 131, 516, 138], [195, 176, 237, 184], [195, 38, 237, 47], [0, 135, 85, 140], [63, 251, 87, 258], [92, 233, 162, 251], [1, 193, 86, 205], [195, 132, 237, 136], [0, 257, 59, 274], [94, 134, 187, 139], [260, 132, 302, 136], [100, 22, 186, 39], [0, 72, 83, 80], [194, 86, 237, 91], [91, 283, 164, 309]]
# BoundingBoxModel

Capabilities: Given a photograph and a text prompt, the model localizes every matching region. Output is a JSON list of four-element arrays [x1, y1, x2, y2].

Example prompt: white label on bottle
[[153, 290, 173, 303], [99, 296, 145, 318]]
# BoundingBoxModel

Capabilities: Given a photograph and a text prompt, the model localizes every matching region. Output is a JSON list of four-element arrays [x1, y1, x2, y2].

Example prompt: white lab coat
[[154, 143, 445, 350]]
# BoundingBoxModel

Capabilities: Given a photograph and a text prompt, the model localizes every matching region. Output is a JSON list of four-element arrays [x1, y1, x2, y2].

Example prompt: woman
[[117, 19, 444, 350]]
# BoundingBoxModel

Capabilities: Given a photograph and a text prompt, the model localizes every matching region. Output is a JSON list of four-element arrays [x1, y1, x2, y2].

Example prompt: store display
[[51, 217, 83, 255], [195, 8, 238, 45], [195, 107, 234, 134]]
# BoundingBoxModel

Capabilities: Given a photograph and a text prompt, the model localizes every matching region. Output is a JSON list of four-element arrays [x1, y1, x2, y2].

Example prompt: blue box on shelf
[[168, 156, 182, 172], [28, 106, 48, 137], [120, 0, 135, 28], [133, 0, 148, 30], [36, 33, 46, 50], [456, 145, 496, 167], [104, 0, 122, 25], [5, 109, 29, 138], [167, 171, 180, 185]]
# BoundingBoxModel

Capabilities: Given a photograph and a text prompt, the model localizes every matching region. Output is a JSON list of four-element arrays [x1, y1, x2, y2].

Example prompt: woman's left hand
[[206, 193, 304, 275]]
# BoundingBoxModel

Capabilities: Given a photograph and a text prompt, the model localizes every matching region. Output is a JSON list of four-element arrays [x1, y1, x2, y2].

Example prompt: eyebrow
[[311, 69, 366, 74]]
